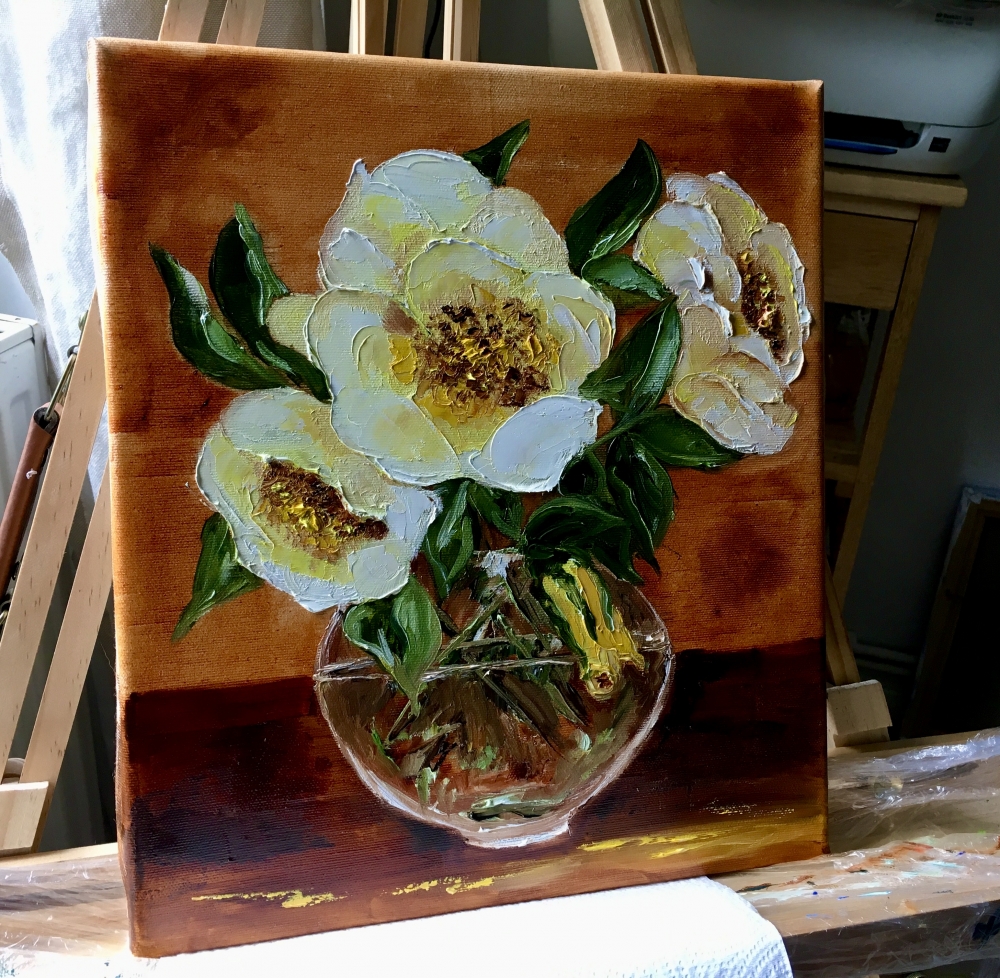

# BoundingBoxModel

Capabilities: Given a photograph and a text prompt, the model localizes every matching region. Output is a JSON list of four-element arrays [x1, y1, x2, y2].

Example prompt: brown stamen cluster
[[737, 251, 785, 358], [255, 460, 387, 559], [416, 297, 553, 417]]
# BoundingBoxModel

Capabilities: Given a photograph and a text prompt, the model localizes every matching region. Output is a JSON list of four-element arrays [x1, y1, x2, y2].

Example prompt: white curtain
[[0, 0, 324, 850]]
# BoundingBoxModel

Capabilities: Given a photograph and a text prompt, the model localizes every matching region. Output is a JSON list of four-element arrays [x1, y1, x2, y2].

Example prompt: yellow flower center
[[737, 251, 785, 358], [254, 460, 387, 560], [398, 295, 555, 422]]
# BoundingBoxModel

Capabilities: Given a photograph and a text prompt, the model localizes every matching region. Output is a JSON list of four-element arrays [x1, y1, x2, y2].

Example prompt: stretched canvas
[[91, 39, 825, 957]]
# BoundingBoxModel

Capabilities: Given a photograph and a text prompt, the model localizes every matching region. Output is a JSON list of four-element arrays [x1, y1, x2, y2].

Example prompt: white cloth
[[0, 877, 792, 978], [0, 0, 322, 490]]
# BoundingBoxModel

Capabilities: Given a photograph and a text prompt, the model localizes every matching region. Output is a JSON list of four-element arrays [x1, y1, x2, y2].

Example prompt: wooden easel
[[0, 0, 273, 856], [0, 0, 886, 855]]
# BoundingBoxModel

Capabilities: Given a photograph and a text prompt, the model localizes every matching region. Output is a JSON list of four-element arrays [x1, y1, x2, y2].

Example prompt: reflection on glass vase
[[315, 552, 674, 849]]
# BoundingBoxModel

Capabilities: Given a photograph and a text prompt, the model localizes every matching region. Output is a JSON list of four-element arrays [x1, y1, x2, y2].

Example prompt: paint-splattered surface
[[90, 40, 826, 955]]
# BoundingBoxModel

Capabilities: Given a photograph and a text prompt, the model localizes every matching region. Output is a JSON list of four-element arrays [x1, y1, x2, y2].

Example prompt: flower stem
[[590, 408, 655, 450], [441, 591, 506, 659]]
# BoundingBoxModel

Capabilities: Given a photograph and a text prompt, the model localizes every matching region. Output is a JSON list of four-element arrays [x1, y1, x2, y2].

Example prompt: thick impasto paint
[[91, 39, 825, 956]]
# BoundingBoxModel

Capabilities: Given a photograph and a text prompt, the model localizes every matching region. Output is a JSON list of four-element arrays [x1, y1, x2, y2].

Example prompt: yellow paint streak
[[580, 831, 715, 854], [445, 875, 496, 895], [192, 889, 343, 909], [392, 879, 440, 896]]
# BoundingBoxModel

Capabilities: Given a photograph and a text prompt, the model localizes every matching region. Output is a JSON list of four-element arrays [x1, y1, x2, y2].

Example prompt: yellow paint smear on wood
[[192, 889, 344, 909]]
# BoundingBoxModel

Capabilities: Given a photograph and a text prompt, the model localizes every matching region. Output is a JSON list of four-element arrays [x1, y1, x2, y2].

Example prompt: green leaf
[[150, 245, 290, 391], [522, 495, 639, 582], [391, 577, 444, 704], [467, 483, 524, 541], [209, 205, 331, 402], [581, 253, 670, 311], [343, 600, 397, 673], [558, 449, 613, 508], [564, 139, 663, 274], [606, 434, 674, 572], [173, 514, 262, 641], [631, 406, 743, 469], [579, 299, 681, 419], [421, 480, 475, 600], [462, 119, 530, 186]]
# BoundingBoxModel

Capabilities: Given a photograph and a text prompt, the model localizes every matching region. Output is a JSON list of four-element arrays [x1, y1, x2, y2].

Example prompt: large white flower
[[634, 172, 810, 455], [196, 389, 439, 612], [291, 150, 614, 492]]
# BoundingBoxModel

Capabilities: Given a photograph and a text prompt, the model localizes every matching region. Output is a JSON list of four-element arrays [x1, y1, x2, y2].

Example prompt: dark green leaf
[[150, 245, 290, 391], [579, 299, 681, 419], [462, 119, 530, 186], [564, 139, 663, 274], [558, 449, 613, 508], [343, 601, 397, 673], [631, 406, 743, 469], [421, 480, 475, 599], [209, 205, 331, 402], [522, 496, 639, 580], [173, 514, 262, 641], [391, 577, 444, 703], [467, 483, 524, 542], [581, 253, 670, 311], [606, 434, 674, 571]]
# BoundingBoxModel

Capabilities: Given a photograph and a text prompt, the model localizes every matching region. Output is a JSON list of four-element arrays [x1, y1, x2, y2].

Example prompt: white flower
[[634, 172, 810, 455], [297, 150, 613, 492], [196, 388, 439, 612]]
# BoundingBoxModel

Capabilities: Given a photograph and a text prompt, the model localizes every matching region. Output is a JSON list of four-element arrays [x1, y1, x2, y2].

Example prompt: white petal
[[670, 370, 794, 456], [306, 288, 390, 397], [319, 228, 398, 293], [405, 239, 524, 323], [319, 159, 435, 271], [673, 291, 732, 378], [374, 150, 493, 230], [464, 394, 601, 492], [528, 270, 615, 389], [330, 386, 463, 486], [462, 187, 570, 272]]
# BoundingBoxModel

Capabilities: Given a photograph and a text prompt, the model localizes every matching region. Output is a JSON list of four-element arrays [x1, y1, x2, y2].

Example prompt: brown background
[[91, 39, 825, 956]]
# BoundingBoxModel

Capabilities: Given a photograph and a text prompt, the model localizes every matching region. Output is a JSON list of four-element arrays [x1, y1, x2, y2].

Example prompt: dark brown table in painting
[[91, 39, 825, 955]]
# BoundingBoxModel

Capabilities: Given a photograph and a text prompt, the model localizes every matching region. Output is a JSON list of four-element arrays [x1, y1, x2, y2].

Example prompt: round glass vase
[[314, 552, 673, 849]]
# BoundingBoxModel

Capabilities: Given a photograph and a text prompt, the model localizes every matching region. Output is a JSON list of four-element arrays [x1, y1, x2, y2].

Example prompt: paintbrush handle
[[0, 406, 58, 599]]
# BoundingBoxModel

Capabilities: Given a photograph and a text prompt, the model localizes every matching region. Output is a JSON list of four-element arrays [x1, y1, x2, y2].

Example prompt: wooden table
[[822, 165, 968, 605]]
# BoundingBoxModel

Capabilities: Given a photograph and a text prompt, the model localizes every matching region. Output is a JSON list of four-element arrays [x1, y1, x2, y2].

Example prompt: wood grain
[[158, 0, 212, 42], [824, 211, 913, 310], [442, 0, 479, 62], [89, 41, 825, 955], [641, 0, 697, 74], [216, 0, 267, 47], [20, 469, 113, 847], [0, 782, 48, 855], [825, 164, 967, 210], [578, 0, 657, 72], [0, 296, 105, 772], [394, 0, 429, 58]]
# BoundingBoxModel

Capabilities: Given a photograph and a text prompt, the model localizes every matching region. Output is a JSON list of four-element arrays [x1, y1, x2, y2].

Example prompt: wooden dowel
[[216, 0, 268, 46], [21, 468, 112, 849], [395, 0, 429, 57], [825, 561, 860, 686], [0, 297, 106, 772], [158, 0, 212, 42], [578, 0, 657, 73], [443, 0, 480, 62], [350, 0, 389, 55]]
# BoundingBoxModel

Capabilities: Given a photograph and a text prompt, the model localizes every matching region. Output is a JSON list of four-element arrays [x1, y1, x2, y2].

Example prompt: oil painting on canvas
[[91, 39, 824, 956]]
